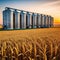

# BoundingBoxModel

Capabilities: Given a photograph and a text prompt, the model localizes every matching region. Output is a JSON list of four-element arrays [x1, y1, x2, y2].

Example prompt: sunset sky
[[0, 0, 60, 26]]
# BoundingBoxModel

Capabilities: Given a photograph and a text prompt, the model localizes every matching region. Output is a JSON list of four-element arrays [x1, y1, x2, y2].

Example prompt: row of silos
[[3, 7, 54, 29]]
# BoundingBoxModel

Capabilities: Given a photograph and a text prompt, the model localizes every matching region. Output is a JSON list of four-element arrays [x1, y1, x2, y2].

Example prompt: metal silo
[[3, 7, 13, 29], [42, 14, 45, 27], [20, 11, 26, 29], [13, 10, 20, 29], [48, 16, 51, 27], [48, 16, 50, 27], [3, 10, 7, 29], [42, 15, 48, 28], [44, 15, 47, 28], [40, 14, 43, 28], [37, 14, 41, 28], [32, 13, 37, 28], [18, 12, 20, 29], [26, 12, 31, 28], [45, 15, 47, 27], [50, 17, 54, 27], [52, 17, 54, 27], [46, 15, 49, 27]]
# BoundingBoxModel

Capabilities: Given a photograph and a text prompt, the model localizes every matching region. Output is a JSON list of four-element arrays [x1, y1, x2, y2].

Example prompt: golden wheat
[[0, 28, 60, 60]]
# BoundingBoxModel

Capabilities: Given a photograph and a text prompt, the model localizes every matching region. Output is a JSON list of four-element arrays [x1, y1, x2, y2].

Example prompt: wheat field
[[0, 28, 60, 60]]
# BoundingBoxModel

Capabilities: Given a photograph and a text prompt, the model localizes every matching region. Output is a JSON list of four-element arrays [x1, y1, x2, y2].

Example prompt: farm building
[[3, 7, 54, 29]]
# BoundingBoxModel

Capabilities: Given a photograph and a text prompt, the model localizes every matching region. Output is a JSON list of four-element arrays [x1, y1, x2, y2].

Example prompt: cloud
[[53, 1, 60, 6]]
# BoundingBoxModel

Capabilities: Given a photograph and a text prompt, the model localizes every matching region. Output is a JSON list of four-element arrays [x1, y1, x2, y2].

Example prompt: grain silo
[[3, 8, 13, 29], [40, 14, 43, 28], [43, 15, 47, 27], [37, 14, 41, 28], [20, 11, 26, 29], [26, 12, 31, 28], [13, 10, 20, 29], [50, 17, 54, 27], [32, 13, 37, 28]]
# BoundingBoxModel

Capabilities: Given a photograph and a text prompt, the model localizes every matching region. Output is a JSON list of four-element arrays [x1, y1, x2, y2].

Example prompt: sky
[[0, 0, 60, 27]]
